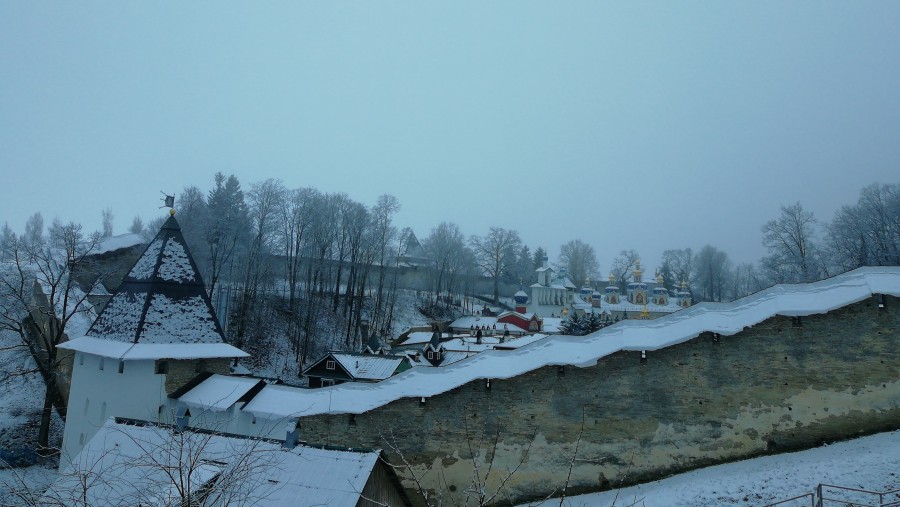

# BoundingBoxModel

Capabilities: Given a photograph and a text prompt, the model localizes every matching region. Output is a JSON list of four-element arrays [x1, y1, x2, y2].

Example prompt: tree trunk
[[38, 381, 55, 453]]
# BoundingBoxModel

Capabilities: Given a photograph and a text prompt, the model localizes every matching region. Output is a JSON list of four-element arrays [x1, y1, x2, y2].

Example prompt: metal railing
[[762, 485, 900, 507], [762, 492, 815, 507]]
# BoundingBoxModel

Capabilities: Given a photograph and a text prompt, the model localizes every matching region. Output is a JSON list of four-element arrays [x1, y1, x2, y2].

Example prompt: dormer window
[[326, 360, 336, 370]]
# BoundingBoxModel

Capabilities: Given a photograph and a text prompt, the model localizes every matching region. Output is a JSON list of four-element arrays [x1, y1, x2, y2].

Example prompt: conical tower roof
[[86, 214, 225, 345]]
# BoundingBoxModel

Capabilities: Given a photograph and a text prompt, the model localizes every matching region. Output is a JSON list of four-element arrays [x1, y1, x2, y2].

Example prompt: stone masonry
[[296, 295, 899, 505]]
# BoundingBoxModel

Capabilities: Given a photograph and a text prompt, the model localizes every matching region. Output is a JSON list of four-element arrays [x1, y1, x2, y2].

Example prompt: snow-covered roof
[[541, 317, 564, 333], [95, 232, 144, 255], [443, 334, 549, 352], [330, 353, 407, 380], [65, 214, 242, 359], [46, 418, 389, 507], [449, 315, 499, 329], [234, 267, 899, 420], [406, 349, 474, 367], [177, 374, 264, 411], [497, 310, 537, 321], [59, 335, 248, 360], [397, 331, 449, 347]]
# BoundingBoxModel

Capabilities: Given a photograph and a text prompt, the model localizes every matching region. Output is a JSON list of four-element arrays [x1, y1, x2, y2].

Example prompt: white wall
[[60, 353, 167, 469]]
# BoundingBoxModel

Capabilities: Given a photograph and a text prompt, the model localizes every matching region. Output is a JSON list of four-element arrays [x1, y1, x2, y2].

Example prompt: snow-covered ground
[[523, 430, 900, 507], [3, 428, 897, 506]]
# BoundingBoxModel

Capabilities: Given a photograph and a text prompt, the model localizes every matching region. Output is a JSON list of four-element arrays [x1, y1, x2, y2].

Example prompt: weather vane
[[160, 191, 175, 210]]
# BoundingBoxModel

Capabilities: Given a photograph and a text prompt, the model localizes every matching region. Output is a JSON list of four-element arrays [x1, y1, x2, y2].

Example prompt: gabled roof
[[46, 418, 407, 507], [364, 330, 386, 354], [332, 352, 409, 380], [61, 214, 247, 360], [303, 352, 410, 381], [84, 214, 224, 345]]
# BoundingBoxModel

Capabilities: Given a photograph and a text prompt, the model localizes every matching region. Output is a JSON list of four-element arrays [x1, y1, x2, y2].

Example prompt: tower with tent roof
[[58, 209, 247, 469]]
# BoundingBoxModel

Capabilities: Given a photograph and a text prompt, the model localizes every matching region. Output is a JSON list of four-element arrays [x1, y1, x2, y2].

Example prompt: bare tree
[[0, 221, 102, 450], [424, 222, 468, 307], [128, 215, 143, 235], [559, 240, 599, 289], [761, 202, 820, 283], [609, 249, 641, 291], [0, 223, 15, 261], [825, 183, 900, 272], [101, 208, 113, 239], [470, 227, 522, 304], [25, 420, 281, 507], [231, 179, 285, 351], [23, 212, 44, 254], [660, 248, 694, 289], [371, 194, 400, 334], [693, 245, 731, 302], [729, 262, 767, 300]]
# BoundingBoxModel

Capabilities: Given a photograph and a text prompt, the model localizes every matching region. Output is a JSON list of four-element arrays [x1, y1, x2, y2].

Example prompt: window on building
[[99, 357, 104, 371], [326, 360, 336, 370], [83, 398, 90, 416], [78, 353, 84, 366], [117, 360, 124, 374], [427, 351, 434, 359]]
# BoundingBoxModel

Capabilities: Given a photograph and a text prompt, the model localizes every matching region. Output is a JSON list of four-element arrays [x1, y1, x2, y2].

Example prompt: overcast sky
[[2, 2, 898, 271]]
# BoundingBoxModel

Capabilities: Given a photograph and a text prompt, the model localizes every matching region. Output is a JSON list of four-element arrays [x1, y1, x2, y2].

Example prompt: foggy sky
[[2, 2, 898, 272]]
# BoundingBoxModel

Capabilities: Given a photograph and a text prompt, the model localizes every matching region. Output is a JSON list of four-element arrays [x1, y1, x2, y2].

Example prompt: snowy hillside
[[526, 430, 899, 507]]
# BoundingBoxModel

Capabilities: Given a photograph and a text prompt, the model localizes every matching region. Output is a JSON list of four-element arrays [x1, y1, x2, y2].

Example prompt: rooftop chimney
[[284, 419, 300, 449]]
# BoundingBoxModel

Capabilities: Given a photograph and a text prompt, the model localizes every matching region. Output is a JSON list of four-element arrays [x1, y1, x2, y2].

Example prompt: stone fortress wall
[[296, 295, 899, 505]]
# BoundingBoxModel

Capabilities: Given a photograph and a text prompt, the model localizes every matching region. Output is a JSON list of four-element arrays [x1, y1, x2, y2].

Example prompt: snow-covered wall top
[[240, 267, 900, 420], [94, 233, 145, 255]]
